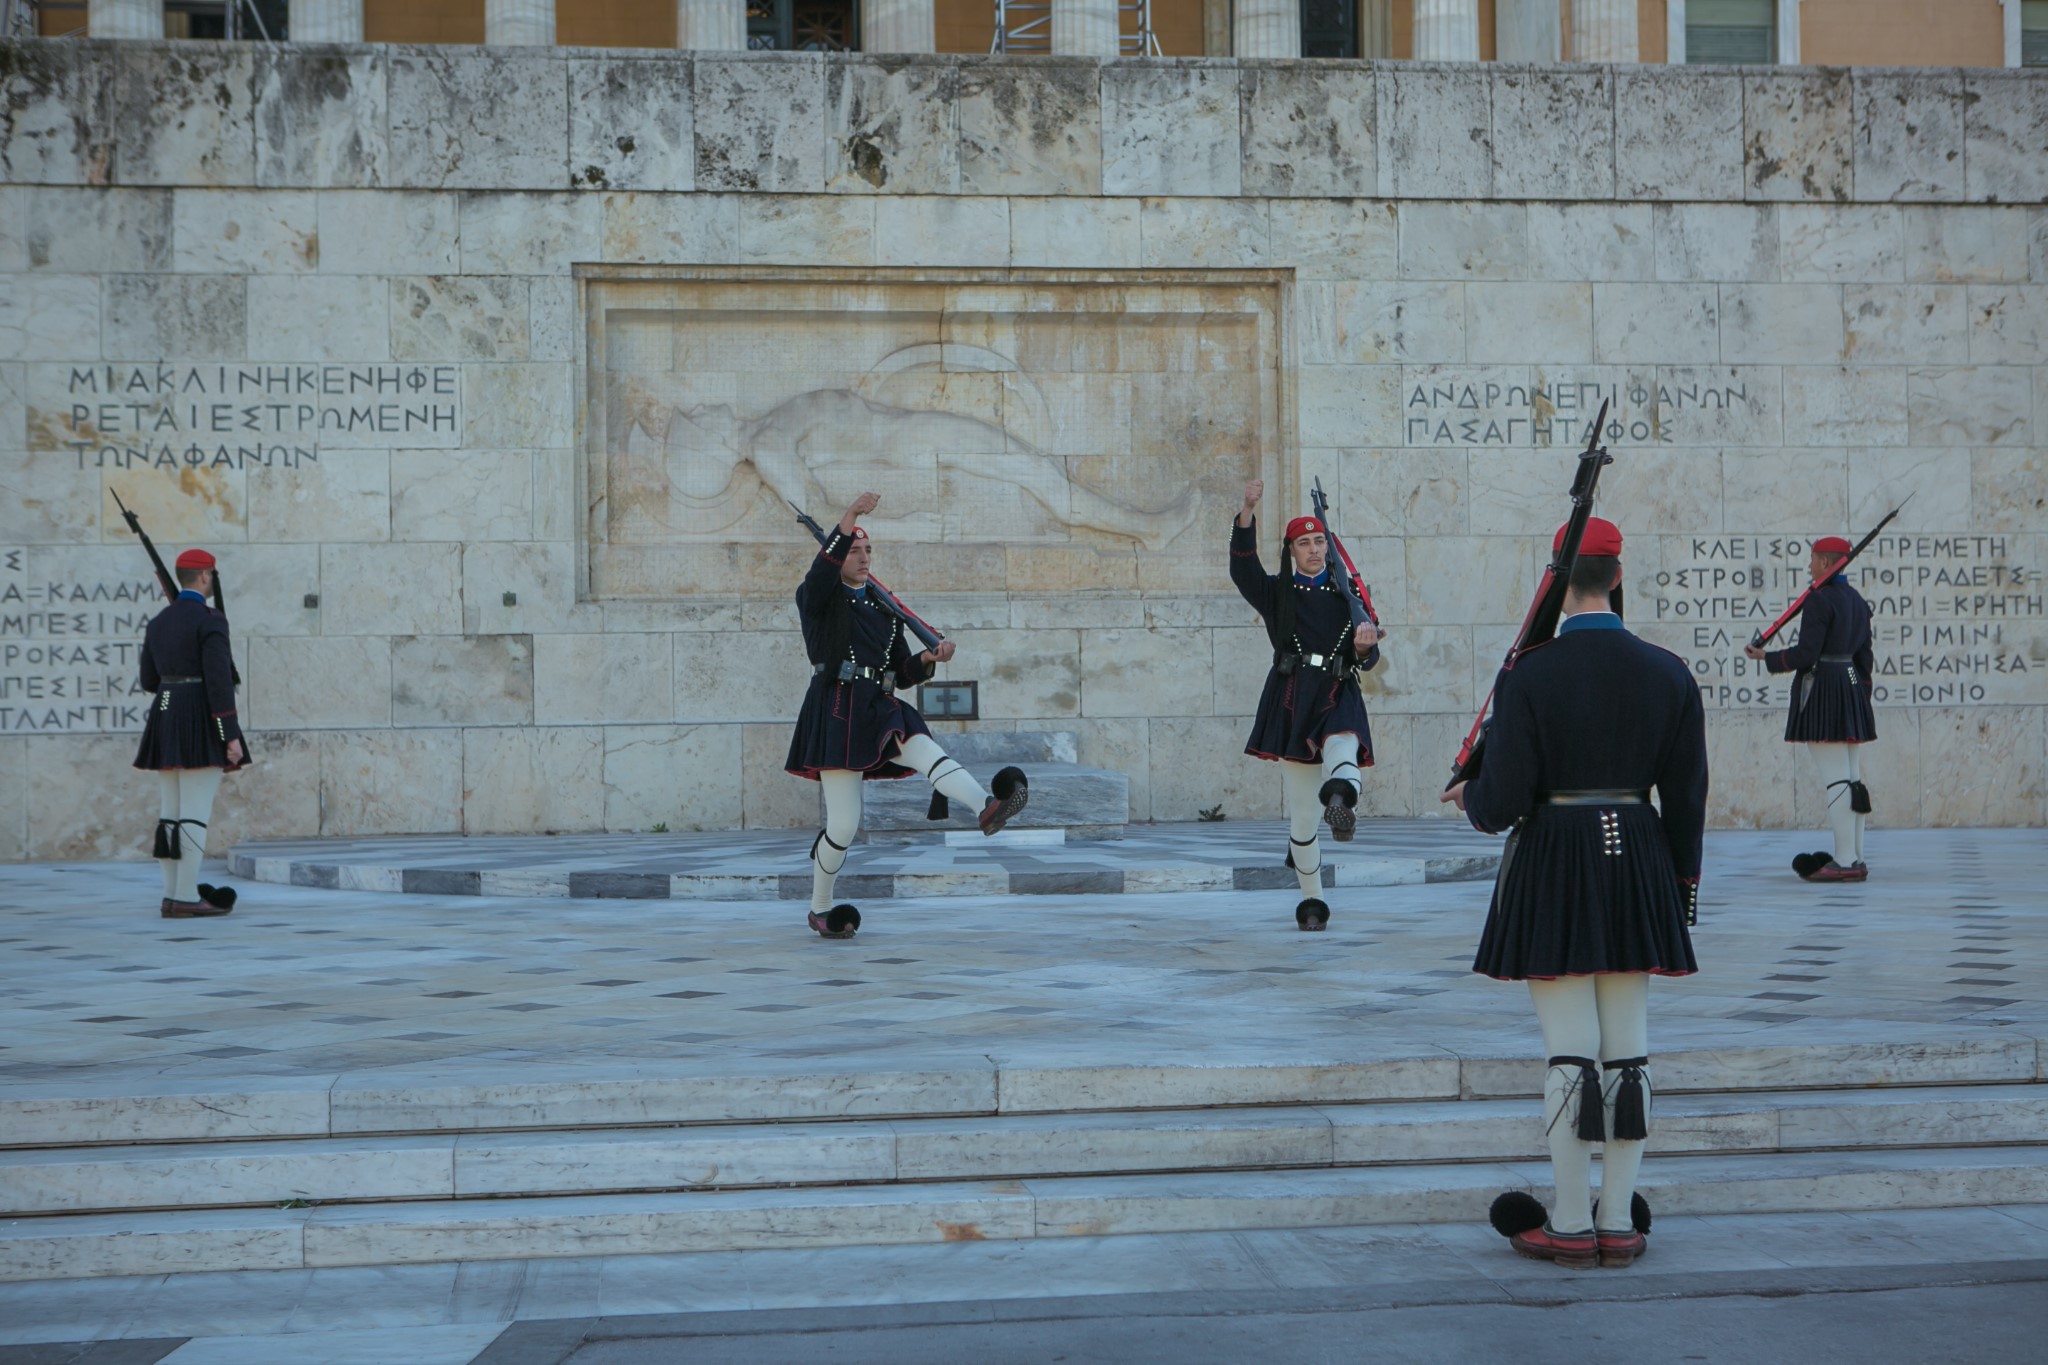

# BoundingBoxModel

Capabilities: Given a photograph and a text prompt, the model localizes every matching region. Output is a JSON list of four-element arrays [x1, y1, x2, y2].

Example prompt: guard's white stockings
[[893, 734, 988, 811], [156, 768, 223, 903], [1280, 735, 1362, 898], [1527, 973, 1652, 1234], [810, 770, 863, 912], [1809, 741, 1866, 864]]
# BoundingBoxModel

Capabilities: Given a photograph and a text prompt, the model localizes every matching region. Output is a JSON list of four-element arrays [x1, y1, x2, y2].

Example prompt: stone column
[[1666, 0, 1687, 63], [1775, 0, 1799, 63], [676, 0, 746, 49], [485, 0, 555, 46], [2003, 0, 2024, 68], [292, 0, 365, 42], [863, 0, 935, 52], [1233, 0, 1300, 58], [88, 0, 160, 37], [1496, 0, 1560, 62], [1412, 0, 1480, 61], [1571, 0, 1638, 61], [1051, 0, 1120, 58]]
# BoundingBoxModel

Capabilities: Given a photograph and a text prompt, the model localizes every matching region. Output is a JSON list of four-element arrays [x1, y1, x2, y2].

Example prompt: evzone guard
[[786, 491, 1030, 940], [132, 548, 250, 918], [1229, 479, 1381, 931], [1745, 531, 1885, 884]]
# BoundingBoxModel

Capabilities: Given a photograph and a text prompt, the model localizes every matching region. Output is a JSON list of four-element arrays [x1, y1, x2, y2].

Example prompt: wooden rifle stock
[[1308, 477, 1380, 645]]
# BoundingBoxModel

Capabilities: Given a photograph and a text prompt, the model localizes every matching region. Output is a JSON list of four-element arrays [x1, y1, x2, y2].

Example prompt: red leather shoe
[[1808, 859, 1868, 883], [162, 899, 230, 919], [1597, 1229, 1647, 1267], [1510, 1223, 1597, 1269]]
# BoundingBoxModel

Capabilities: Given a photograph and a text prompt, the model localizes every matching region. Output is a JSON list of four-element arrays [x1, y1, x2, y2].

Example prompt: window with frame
[[1685, 0, 1776, 64], [163, 0, 288, 38], [2024, 0, 2048, 68], [747, 0, 860, 50], [1298, 0, 1391, 58]]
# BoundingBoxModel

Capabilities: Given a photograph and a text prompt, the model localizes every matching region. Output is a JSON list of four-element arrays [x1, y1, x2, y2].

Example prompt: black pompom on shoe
[[808, 904, 861, 939], [978, 766, 1030, 836], [1295, 897, 1330, 932], [1791, 850, 1831, 880], [1488, 1190, 1548, 1238], [196, 883, 237, 911], [1318, 779, 1357, 842]]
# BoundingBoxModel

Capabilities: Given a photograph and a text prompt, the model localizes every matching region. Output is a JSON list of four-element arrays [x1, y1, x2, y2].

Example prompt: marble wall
[[0, 41, 2043, 858]]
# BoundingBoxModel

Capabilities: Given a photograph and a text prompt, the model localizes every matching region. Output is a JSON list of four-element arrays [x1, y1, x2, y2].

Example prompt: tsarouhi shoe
[[195, 883, 238, 911], [808, 904, 861, 939], [1596, 1229, 1648, 1268], [1295, 897, 1330, 932], [1808, 858, 1868, 883], [1510, 1223, 1598, 1270], [1791, 850, 1832, 880], [1318, 779, 1357, 842], [162, 899, 231, 919], [978, 765, 1030, 836]]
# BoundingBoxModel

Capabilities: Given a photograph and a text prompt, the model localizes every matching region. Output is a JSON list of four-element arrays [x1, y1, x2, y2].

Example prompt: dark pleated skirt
[[1472, 804, 1698, 981], [1244, 666, 1375, 766], [785, 677, 932, 780], [1783, 663, 1878, 743], [132, 683, 248, 771]]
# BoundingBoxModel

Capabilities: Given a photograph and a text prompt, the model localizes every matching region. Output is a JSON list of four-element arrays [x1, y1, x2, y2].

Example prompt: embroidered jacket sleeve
[[199, 613, 245, 748], [1655, 675, 1709, 888], [1765, 588, 1835, 674], [137, 632, 161, 694], [1852, 595, 1875, 687], [1461, 667, 1541, 836], [1227, 519, 1277, 620], [798, 527, 854, 623]]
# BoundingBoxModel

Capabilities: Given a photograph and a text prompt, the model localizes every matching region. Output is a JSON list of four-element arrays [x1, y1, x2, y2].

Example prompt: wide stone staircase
[[4, 1036, 2044, 1282]]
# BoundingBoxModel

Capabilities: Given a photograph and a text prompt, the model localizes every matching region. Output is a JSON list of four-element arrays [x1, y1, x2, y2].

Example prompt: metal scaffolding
[[990, 0, 1160, 56]]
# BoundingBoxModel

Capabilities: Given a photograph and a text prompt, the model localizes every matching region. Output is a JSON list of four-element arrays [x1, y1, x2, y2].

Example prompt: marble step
[[855, 760, 1131, 841], [4, 1085, 2044, 1216], [4, 1033, 2037, 1149], [3, 1144, 2044, 1282]]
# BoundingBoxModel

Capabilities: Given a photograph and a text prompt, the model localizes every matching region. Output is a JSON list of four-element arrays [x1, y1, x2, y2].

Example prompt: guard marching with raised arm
[[1228, 479, 1381, 931], [134, 549, 250, 918], [786, 492, 1029, 940], [1443, 517, 1706, 1271], [1744, 536, 1878, 883]]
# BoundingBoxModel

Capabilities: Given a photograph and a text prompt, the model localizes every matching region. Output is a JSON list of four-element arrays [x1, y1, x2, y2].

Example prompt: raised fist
[[849, 490, 881, 517], [1242, 479, 1264, 510], [930, 639, 957, 664]]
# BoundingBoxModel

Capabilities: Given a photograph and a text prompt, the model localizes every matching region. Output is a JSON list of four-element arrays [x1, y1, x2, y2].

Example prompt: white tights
[[810, 735, 987, 912], [1281, 733, 1361, 898], [1808, 741, 1866, 865], [156, 767, 223, 903], [1527, 974, 1652, 1234]]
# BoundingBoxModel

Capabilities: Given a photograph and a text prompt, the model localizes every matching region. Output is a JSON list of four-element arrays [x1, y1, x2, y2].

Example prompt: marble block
[[1963, 72, 2048, 205], [453, 1122, 897, 1196], [1025, 1164, 1514, 1240], [391, 276, 529, 362], [956, 58, 1102, 197], [1376, 64, 1492, 200], [318, 543, 464, 636], [0, 1207, 308, 1283], [737, 194, 875, 265], [248, 274, 391, 361], [1966, 283, 2048, 365], [1527, 203, 1655, 282], [603, 723, 744, 832], [458, 192, 602, 275], [392, 448, 534, 540], [463, 541, 583, 635], [1780, 205, 1904, 283], [316, 190, 460, 275], [100, 274, 246, 361], [1843, 284, 1969, 365], [462, 726, 606, 834], [25, 186, 168, 273], [568, 55, 695, 194], [388, 47, 568, 191], [1918, 707, 2045, 827], [1593, 283, 1719, 363], [319, 728, 465, 836], [0, 40, 114, 187], [1146, 714, 1283, 821], [0, 1076, 331, 1148], [897, 1107, 1333, 1181], [1718, 283, 1846, 364], [1615, 68, 1742, 202], [1102, 64, 1241, 199], [1489, 66, 1614, 202], [694, 55, 826, 194], [1136, 197, 1269, 268], [1782, 367, 1908, 447], [1902, 206, 2030, 284], [1652, 202, 1779, 282], [255, 45, 389, 189], [1010, 198, 1140, 269], [825, 58, 959, 196], [602, 191, 740, 265], [532, 632, 672, 725], [1464, 282, 1592, 363], [1742, 70, 1853, 204], [1079, 626, 1203, 718], [1239, 62, 1375, 199], [1970, 448, 2048, 533], [1267, 199, 1398, 281], [249, 635, 392, 730], [0, 1135, 452, 1215], [244, 449, 389, 546], [873, 196, 1009, 267], [1905, 367, 2032, 446], [20, 735, 155, 860], [994, 1054, 1459, 1115], [172, 188, 321, 273], [110, 44, 257, 188], [1853, 72, 1967, 203], [1398, 201, 1528, 281], [0, 274, 101, 361], [393, 634, 534, 727], [463, 363, 572, 448], [1298, 363, 1403, 448]]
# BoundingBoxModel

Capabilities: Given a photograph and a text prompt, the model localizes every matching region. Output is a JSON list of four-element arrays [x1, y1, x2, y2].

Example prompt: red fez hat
[[850, 526, 869, 541], [1284, 516, 1324, 544], [1553, 517, 1623, 557], [1813, 535, 1852, 555], [174, 548, 216, 570]]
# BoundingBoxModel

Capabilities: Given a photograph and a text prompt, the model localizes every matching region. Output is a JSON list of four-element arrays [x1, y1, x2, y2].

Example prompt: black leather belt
[[1540, 790, 1650, 806], [158, 677, 204, 685], [815, 662, 893, 691], [1818, 655, 1855, 663]]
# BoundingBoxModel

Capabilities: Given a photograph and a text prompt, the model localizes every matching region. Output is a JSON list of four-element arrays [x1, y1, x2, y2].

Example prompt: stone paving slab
[[227, 820, 1505, 900]]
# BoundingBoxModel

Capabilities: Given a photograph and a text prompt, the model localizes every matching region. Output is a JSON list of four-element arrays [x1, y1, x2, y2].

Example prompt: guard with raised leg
[[1228, 479, 1381, 931], [1744, 532, 1882, 884], [1442, 502, 1707, 1271], [786, 492, 1028, 940]]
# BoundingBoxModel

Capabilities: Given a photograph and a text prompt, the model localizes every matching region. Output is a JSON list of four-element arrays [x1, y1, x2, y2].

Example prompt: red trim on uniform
[[1244, 730, 1376, 767]]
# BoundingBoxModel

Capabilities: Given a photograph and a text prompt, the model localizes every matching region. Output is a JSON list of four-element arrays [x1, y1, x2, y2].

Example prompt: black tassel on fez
[[1607, 1058, 1650, 1142]]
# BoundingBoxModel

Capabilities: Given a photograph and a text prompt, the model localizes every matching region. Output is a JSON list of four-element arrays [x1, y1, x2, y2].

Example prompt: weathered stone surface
[[1782, 367, 1909, 447], [568, 56, 694, 194], [1490, 67, 1612, 202], [737, 195, 874, 265], [1616, 69, 1741, 202], [1722, 448, 1848, 531], [248, 275, 390, 361], [1147, 715, 1283, 821], [393, 635, 534, 727], [1963, 72, 2048, 205], [1743, 70, 1853, 204], [1847, 447, 1973, 530], [1843, 284, 1969, 365], [389, 48, 568, 191], [320, 728, 464, 836], [26, 188, 171, 273], [1298, 364, 1402, 448], [874, 197, 1009, 267], [1919, 707, 2046, 827], [249, 635, 392, 730], [1967, 284, 2048, 365], [0, 739, 23, 861], [674, 632, 807, 723], [462, 542, 583, 636], [534, 632, 673, 726], [1240, 62, 1374, 199], [1137, 198, 1269, 267], [602, 192, 741, 265], [1902, 207, 2031, 284], [172, 189, 320, 273], [1399, 202, 1527, 280], [1905, 366, 2032, 446], [825, 58, 958, 196], [1011, 198, 1139, 268], [205, 730, 322, 851], [604, 724, 744, 833], [1853, 72, 1966, 203], [319, 543, 464, 637], [1302, 280, 1463, 365], [1970, 448, 2047, 532], [1652, 203, 1778, 282], [23, 735, 166, 861], [956, 58, 1101, 197], [391, 277, 529, 361], [102, 274, 246, 362], [1377, 65, 1492, 199], [694, 55, 826, 194], [246, 447, 391, 544], [742, 722, 817, 830], [0, 452, 98, 544], [1592, 283, 1719, 363], [458, 192, 601, 275], [1103, 64, 1241, 198], [255, 47, 389, 189], [1464, 282, 1591, 363], [463, 364, 572, 449], [1527, 203, 1653, 282], [316, 191, 459, 275], [111, 45, 257, 188], [1719, 284, 1846, 364], [1268, 199, 1397, 280], [0, 274, 100, 361], [0, 40, 114, 187], [392, 449, 534, 540], [1779, 205, 1903, 282], [463, 727, 606, 835]]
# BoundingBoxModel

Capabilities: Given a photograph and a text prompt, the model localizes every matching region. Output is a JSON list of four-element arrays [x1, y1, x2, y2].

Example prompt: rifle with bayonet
[[788, 501, 947, 652], [1446, 398, 1614, 791], [111, 487, 240, 685], [1308, 476, 1382, 661], [1749, 498, 1910, 650]]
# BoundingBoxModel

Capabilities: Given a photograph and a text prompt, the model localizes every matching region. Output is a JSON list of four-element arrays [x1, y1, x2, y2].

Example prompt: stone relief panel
[[581, 270, 1288, 603]]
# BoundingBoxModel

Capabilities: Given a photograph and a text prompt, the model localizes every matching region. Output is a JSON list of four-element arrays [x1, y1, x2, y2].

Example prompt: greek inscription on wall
[[27, 365, 464, 468], [0, 548, 155, 734], [1401, 369, 1773, 447], [1654, 535, 2043, 709]]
